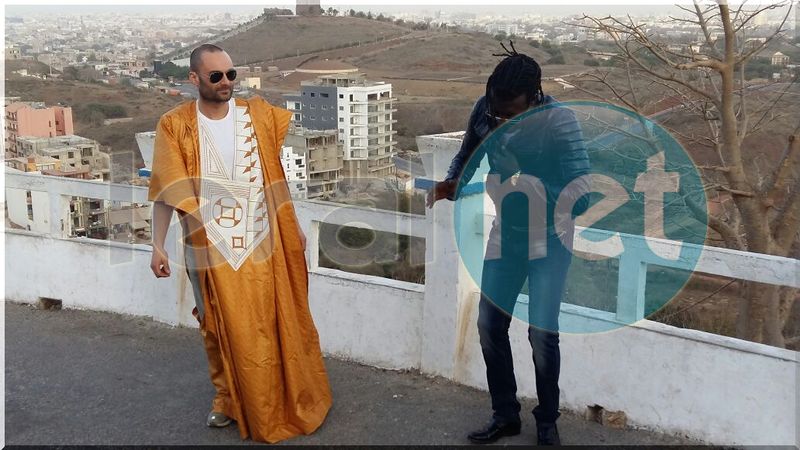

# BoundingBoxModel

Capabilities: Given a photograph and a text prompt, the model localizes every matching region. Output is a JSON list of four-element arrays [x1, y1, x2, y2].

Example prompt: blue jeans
[[477, 231, 572, 425]]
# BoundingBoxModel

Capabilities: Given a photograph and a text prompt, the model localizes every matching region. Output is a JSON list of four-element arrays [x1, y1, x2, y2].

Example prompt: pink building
[[5, 102, 74, 154]]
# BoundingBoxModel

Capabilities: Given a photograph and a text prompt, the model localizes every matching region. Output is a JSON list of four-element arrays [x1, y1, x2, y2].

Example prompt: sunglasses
[[201, 69, 237, 84], [485, 111, 524, 125]]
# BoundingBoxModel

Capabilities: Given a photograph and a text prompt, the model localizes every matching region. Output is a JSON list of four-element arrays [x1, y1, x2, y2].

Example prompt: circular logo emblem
[[453, 101, 708, 333]]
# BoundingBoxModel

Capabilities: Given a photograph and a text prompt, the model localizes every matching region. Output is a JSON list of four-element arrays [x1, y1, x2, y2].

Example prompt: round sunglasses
[[200, 69, 237, 84]]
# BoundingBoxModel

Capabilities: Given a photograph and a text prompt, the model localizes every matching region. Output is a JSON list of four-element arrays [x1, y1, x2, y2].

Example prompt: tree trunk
[[780, 287, 800, 344], [737, 280, 752, 338], [762, 284, 785, 347]]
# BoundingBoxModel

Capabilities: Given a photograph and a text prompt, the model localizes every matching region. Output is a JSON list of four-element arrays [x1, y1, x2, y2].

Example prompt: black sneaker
[[536, 422, 561, 446]]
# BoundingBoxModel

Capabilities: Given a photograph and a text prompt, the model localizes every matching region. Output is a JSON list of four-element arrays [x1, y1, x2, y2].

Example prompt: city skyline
[[6, 3, 755, 19]]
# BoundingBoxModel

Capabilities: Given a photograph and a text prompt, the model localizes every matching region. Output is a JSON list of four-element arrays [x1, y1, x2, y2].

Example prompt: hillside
[[5, 59, 59, 76], [349, 32, 552, 80], [218, 16, 411, 65], [5, 78, 183, 181]]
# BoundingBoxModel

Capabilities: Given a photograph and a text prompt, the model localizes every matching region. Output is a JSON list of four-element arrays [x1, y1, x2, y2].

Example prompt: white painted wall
[[309, 268, 423, 370], [134, 131, 155, 170], [451, 292, 798, 446], [5, 187, 31, 231]]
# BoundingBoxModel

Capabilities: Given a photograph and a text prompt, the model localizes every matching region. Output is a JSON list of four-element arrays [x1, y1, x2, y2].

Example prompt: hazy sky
[[4, 3, 694, 18], [5, 2, 794, 20]]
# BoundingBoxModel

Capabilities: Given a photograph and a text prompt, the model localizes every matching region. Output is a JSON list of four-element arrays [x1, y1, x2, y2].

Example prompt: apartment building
[[772, 51, 790, 67], [5, 101, 74, 154], [284, 127, 342, 199], [281, 143, 308, 200], [15, 135, 111, 181], [286, 72, 397, 180], [5, 154, 61, 173]]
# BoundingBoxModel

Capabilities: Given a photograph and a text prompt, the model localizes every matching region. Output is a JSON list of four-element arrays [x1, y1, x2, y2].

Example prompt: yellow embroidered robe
[[147, 96, 332, 443]]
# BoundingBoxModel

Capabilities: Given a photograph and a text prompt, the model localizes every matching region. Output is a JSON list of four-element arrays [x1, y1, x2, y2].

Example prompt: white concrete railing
[[4, 130, 799, 446]]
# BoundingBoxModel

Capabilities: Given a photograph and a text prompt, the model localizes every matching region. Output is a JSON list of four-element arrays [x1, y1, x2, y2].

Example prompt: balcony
[[368, 141, 398, 151], [4, 132, 799, 446], [368, 162, 396, 173], [368, 129, 397, 138]]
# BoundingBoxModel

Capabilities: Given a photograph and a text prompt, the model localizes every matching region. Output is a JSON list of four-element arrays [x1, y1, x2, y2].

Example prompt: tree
[[493, 32, 508, 41], [547, 53, 566, 64], [584, 58, 600, 67], [574, 1, 799, 347], [157, 61, 189, 79], [62, 66, 79, 81]]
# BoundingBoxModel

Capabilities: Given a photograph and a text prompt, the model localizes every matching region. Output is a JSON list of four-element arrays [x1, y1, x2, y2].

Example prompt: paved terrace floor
[[6, 303, 703, 446]]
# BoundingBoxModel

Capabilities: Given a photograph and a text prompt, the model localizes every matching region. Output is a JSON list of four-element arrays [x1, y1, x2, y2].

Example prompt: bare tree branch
[[772, 178, 800, 253], [762, 121, 800, 196], [737, 3, 793, 63], [693, 0, 723, 59], [577, 14, 723, 106], [749, 76, 799, 135]]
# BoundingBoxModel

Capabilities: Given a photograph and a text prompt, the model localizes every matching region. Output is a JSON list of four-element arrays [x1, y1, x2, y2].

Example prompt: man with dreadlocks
[[427, 42, 590, 445]]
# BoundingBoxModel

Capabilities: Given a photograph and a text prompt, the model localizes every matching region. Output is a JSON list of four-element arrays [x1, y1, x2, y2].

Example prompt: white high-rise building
[[280, 145, 308, 200], [286, 72, 397, 179]]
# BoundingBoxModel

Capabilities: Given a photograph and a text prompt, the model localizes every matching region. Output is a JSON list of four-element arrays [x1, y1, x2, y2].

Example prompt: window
[[310, 104, 316, 109], [310, 115, 316, 120], [339, 118, 344, 122], [321, 93, 329, 98], [295, 159, 302, 165], [321, 105, 327, 110], [339, 106, 344, 111], [310, 93, 316, 97], [339, 94, 344, 99], [294, 113, 301, 121], [294, 102, 300, 109]]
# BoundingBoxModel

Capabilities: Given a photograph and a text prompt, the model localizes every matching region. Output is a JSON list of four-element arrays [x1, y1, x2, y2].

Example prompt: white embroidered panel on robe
[[198, 102, 269, 271]]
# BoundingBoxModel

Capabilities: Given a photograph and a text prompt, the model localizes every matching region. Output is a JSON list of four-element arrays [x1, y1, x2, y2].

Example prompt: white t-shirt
[[197, 98, 235, 178]]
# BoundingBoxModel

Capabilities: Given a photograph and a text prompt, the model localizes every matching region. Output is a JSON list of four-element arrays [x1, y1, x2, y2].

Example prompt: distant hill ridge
[[216, 16, 410, 65]]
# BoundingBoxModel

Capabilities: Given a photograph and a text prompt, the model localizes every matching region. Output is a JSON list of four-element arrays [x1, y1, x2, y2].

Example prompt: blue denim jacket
[[444, 95, 591, 228]]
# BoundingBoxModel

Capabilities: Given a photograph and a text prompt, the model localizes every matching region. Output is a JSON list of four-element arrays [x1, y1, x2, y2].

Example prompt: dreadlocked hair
[[486, 40, 544, 108]]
